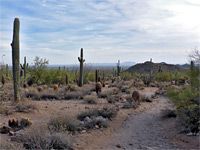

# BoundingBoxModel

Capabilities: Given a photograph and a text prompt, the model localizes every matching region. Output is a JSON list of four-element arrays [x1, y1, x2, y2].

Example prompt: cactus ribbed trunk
[[117, 60, 121, 76], [24, 57, 26, 81], [95, 70, 98, 83], [78, 48, 85, 87], [6, 64, 8, 78], [66, 73, 68, 85], [11, 18, 20, 101]]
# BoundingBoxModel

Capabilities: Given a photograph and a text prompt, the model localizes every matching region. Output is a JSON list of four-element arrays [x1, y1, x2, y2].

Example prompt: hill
[[126, 61, 185, 74]]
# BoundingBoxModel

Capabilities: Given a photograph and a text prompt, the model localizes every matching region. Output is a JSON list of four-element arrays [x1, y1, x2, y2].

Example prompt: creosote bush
[[84, 95, 97, 104], [15, 126, 72, 150], [167, 86, 199, 134], [48, 116, 80, 132], [14, 101, 37, 113], [77, 107, 117, 121]]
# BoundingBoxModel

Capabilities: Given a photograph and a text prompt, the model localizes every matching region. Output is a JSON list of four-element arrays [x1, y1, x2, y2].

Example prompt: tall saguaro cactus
[[6, 64, 8, 78], [78, 48, 85, 87], [11, 18, 20, 101], [117, 60, 121, 76], [95, 70, 99, 83]]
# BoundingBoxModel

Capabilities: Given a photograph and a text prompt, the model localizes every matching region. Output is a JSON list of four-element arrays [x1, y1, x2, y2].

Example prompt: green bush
[[120, 72, 132, 81], [167, 86, 199, 134]]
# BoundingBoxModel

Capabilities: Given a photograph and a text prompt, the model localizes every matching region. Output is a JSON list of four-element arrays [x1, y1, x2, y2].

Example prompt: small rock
[[9, 131, 15, 136], [85, 107, 89, 109], [129, 143, 133, 146], [81, 130, 86, 134], [116, 144, 121, 148], [84, 117, 92, 123]]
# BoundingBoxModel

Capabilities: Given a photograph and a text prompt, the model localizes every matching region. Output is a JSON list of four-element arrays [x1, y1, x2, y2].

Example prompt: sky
[[0, 0, 200, 65]]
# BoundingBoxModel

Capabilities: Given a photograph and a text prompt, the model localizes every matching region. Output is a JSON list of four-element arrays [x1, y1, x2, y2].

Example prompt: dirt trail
[[82, 91, 179, 150]]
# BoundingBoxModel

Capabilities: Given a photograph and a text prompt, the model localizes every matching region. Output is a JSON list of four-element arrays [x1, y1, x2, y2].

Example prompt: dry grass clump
[[20, 118, 32, 129], [0, 141, 23, 150], [98, 107, 117, 119], [14, 126, 72, 150], [83, 116, 108, 129], [106, 95, 120, 104], [14, 101, 37, 113], [0, 103, 12, 115], [77, 107, 117, 121], [84, 95, 97, 104], [48, 116, 80, 132], [122, 95, 137, 109], [77, 109, 99, 121], [64, 92, 82, 100], [40, 93, 59, 100], [98, 91, 108, 98], [65, 84, 76, 92]]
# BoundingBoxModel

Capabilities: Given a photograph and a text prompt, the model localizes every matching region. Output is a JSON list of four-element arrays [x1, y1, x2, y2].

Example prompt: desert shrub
[[0, 141, 23, 150], [14, 101, 37, 113], [48, 116, 80, 132], [0, 103, 12, 115], [84, 95, 97, 104], [20, 118, 32, 128], [65, 84, 76, 92], [167, 86, 199, 134], [64, 92, 81, 100], [120, 72, 132, 81], [77, 109, 99, 121], [40, 93, 59, 100], [15, 126, 72, 150], [98, 107, 117, 119], [25, 92, 40, 100], [77, 107, 118, 122], [154, 72, 173, 82], [83, 116, 108, 129], [106, 95, 120, 103], [161, 109, 177, 118], [87, 72, 95, 82], [27, 56, 49, 84], [98, 92, 108, 98]]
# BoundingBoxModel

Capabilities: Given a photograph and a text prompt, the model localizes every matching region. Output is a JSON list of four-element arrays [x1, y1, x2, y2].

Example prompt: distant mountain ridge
[[126, 61, 185, 74], [48, 61, 136, 68]]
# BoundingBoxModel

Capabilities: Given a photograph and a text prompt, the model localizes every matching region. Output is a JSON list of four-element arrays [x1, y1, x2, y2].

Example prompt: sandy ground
[[0, 84, 199, 150], [75, 90, 199, 150]]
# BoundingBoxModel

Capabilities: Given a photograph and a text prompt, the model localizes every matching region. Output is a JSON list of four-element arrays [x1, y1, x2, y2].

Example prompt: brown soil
[[0, 83, 199, 150]]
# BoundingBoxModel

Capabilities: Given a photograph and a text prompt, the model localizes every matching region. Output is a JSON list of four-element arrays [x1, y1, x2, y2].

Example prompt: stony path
[[86, 94, 178, 150]]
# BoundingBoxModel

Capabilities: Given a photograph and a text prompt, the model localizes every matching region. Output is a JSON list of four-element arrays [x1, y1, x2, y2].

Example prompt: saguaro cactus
[[66, 73, 68, 85], [1, 73, 5, 86], [20, 57, 28, 82], [78, 48, 85, 87], [6, 64, 8, 78], [117, 60, 121, 76], [11, 18, 20, 101], [95, 70, 99, 83]]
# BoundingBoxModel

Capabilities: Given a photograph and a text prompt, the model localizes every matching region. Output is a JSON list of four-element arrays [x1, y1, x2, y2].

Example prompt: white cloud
[[0, 0, 199, 64]]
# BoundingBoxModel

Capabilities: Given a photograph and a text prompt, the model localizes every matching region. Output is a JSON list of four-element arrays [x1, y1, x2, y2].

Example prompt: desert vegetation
[[0, 18, 199, 150]]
